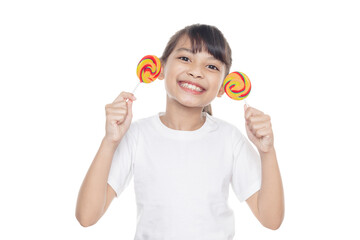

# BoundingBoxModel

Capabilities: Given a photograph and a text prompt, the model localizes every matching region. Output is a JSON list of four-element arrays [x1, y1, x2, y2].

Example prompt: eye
[[178, 56, 190, 62], [207, 65, 219, 71]]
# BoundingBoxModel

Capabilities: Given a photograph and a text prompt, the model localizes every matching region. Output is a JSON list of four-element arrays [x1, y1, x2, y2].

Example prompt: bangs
[[187, 25, 229, 66], [160, 24, 232, 75]]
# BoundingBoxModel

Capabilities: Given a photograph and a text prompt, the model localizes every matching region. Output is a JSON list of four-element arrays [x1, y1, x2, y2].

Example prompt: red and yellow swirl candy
[[136, 55, 161, 83], [223, 71, 251, 100]]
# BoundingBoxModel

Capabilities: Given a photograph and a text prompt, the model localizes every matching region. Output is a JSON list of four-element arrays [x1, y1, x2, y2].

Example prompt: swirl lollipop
[[223, 71, 251, 105], [131, 55, 161, 93]]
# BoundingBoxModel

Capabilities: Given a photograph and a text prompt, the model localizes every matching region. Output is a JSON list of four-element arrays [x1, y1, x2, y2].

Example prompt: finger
[[244, 106, 264, 120], [107, 109, 127, 117], [112, 92, 136, 104], [256, 127, 273, 138], [107, 113, 126, 125], [247, 114, 271, 125], [105, 103, 127, 114], [111, 100, 127, 109], [123, 100, 133, 124], [126, 99, 133, 117], [248, 121, 269, 132]]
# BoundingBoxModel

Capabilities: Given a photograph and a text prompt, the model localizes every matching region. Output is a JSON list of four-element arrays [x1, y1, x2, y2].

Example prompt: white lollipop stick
[[126, 54, 161, 102], [131, 82, 141, 94], [125, 82, 141, 103], [244, 99, 249, 107]]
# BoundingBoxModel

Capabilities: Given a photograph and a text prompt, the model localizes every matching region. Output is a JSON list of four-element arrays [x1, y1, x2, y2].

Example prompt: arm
[[75, 138, 118, 227], [75, 91, 136, 227], [246, 148, 284, 230], [244, 105, 284, 230]]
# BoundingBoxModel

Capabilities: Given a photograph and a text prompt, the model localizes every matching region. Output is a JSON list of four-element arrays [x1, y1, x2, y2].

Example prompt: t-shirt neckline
[[155, 111, 210, 138]]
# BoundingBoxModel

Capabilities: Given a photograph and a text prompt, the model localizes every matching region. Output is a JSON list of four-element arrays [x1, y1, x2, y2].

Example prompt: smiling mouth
[[178, 81, 206, 94]]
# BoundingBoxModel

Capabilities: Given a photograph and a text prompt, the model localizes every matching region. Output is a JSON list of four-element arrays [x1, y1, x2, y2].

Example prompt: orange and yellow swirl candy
[[128, 55, 161, 97], [136, 55, 161, 84], [223, 71, 251, 101]]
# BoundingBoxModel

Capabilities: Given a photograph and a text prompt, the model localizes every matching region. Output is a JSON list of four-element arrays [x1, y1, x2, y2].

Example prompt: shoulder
[[207, 114, 243, 135], [131, 114, 156, 128], [128, 114, 157, 134], [207, 114, 246, 143]]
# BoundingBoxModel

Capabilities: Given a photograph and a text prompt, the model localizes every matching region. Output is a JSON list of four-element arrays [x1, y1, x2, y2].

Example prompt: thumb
[[123, 100, 133, 126], [244, 104, 249, 123], [127, 100, 133, 118]]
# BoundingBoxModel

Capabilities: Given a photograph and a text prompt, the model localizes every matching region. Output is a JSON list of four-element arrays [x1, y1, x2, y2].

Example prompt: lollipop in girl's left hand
[[132, 55, 161, 93], [223, 71, 251, 105]]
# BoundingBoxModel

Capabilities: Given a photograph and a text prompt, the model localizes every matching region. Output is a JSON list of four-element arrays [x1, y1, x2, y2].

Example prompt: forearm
[[258, 148, 284, 229], [76, 137, 119, 226]]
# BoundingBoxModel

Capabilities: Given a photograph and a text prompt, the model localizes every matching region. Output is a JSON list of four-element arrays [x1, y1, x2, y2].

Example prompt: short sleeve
[[231, 131, 262, 202], [107, 122, 138, 198]]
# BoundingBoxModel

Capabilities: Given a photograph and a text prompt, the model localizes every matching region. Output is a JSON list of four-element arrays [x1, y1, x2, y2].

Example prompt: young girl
[[76, 24, 284, 239]]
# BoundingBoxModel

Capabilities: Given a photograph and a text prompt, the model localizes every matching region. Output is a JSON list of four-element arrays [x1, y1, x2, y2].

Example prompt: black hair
[[160, 24, 232, 76], [160, 24, 232, 116]]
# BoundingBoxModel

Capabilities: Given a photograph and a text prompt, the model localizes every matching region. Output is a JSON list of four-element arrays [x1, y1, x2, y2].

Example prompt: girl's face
[[159, 35, 226, 109]]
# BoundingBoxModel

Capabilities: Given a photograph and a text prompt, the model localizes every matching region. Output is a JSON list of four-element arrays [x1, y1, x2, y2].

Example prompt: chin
[[167, 90, 210, 108], [179, 99, 208, 109]]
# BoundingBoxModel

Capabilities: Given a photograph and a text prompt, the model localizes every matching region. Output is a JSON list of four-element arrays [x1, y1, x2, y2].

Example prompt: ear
[[217, 84, 225, 97], [158, 66, 164, 80]]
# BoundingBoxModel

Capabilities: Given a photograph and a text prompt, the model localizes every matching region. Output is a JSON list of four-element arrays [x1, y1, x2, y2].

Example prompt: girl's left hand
[[244, 105, 274, 154]]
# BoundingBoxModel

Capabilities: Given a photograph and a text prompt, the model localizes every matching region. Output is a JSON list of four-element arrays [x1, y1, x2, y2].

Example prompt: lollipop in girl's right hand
[[223, 71, 251, 104], [125, 55, 161, 103], [136, 55, 161, 83], [131, 55, 161, 94]]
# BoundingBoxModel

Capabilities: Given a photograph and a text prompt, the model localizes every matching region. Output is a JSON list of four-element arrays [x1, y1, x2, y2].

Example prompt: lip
[[177, 81, 206, 90], [177, 81, 206, 95]]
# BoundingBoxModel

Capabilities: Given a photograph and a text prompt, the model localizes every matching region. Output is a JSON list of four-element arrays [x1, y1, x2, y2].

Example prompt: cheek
[[162, 63, 175, 78], [212, 76, 225, 90], [165, 64, 186, 81]]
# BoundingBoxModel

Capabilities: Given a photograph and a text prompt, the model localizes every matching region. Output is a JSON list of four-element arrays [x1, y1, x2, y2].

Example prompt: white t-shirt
[[108, 112, 262, 240]]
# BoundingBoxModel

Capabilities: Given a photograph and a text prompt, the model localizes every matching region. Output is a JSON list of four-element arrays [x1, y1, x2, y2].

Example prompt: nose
[[187, 64, 203, 79]]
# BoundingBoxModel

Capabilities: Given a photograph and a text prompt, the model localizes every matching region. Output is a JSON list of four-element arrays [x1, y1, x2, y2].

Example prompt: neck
[[160, 96, 206, 131]]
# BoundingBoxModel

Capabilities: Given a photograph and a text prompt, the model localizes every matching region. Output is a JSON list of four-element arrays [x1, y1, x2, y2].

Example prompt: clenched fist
[[244, 105, 274, 154], [104, 92, 136, 145]]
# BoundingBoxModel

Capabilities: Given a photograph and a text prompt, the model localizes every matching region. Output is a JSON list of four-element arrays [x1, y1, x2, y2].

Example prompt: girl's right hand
[[104, 92, 136, 145]]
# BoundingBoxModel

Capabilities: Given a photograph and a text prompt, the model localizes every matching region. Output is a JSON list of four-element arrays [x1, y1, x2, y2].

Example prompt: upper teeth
[[180, 82, 203, 92]]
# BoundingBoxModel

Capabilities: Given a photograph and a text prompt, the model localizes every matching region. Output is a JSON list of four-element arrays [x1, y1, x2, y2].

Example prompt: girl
[[76, 24, 284, 239]]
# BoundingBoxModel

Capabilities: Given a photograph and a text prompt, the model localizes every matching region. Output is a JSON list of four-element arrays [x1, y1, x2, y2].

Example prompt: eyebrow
[[175, 47, 218, 61], [175, 47, 193, 53]]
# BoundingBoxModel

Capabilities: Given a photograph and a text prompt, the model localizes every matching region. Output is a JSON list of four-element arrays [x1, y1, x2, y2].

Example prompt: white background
[[1, 0, 359, 239]]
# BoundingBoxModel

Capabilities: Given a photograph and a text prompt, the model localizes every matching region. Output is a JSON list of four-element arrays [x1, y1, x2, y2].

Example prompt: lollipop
[[136, 55, 161, 84], [131, 55, 161, 94], [125, 55, 161, 102], [223, 71, 251, 103]]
